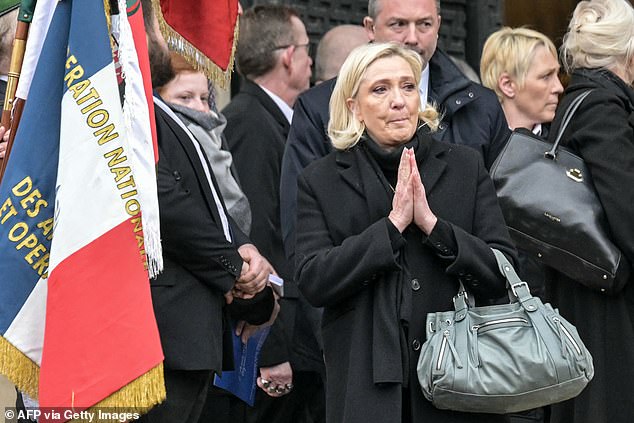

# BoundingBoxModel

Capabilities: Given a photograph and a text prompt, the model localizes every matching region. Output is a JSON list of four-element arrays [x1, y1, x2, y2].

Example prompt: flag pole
[[0, 1, 35, 182]]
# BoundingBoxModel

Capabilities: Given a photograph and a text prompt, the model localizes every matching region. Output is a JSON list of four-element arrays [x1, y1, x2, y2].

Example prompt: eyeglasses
[[273, 42, 311, 56]]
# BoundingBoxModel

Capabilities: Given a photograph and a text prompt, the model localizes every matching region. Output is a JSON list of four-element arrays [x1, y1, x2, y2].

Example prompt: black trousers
[[138, 369, 212, 423]]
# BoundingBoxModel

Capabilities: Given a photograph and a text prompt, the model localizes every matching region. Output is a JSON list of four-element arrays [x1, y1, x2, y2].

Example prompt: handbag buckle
[[453, 290, 469, 305], [566, 168, 583, 182], [510, 281, 529, 298]]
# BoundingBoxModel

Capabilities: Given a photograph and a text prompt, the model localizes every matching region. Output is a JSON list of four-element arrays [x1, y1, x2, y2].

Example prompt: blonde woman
[[480, 27, 563, 135], [295, 42, 516, 423], [546, 0, 634, 422]]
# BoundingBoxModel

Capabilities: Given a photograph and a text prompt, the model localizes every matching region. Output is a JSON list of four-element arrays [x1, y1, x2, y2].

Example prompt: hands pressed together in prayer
[[388, 148, 437, 235]]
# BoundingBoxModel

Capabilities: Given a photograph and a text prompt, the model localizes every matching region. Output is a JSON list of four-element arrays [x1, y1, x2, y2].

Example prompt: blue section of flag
[[65, 0, 113, 91], [0, 1, 71, 334]]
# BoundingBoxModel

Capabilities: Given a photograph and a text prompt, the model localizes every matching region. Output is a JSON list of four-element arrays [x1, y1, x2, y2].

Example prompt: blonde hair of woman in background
[[561, 0, 634, 82], [480, 27, 563, 133]]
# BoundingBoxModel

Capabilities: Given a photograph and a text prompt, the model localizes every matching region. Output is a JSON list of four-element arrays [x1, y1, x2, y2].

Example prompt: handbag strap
[[453, 249, 538, 317], [546, 89, 594, 159], [491, 249, 532, 303]]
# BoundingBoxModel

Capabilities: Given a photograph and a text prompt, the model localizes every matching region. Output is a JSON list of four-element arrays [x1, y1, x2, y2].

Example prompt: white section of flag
[[4, 279, 48, 365], [113, 4, 162, 277], [49, 63, 132, 274]]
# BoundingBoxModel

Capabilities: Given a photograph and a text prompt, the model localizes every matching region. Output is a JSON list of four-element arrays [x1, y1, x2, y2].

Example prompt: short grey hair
[[561, 0, 634, 74], [368, 0, 441, 19]]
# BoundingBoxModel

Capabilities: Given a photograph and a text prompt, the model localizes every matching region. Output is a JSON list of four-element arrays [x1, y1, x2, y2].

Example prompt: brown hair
[[169, 52, 197, 75]]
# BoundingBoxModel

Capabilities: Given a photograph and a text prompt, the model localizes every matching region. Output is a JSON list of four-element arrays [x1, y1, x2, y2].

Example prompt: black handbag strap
[[546, 89, 594, 159]]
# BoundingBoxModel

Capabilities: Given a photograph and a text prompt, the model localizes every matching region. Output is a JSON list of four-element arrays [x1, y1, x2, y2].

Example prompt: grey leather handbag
[[417, 249, 594, 414]]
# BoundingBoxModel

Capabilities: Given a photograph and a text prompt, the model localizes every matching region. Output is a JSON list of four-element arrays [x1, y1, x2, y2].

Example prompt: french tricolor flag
[[0, 0, 165, 418]]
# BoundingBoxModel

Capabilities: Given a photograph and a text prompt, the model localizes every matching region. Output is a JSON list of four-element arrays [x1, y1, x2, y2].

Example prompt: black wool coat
[[223, 80, 323, 370], [151, 99, 260, 372], [295, 131, 517, 423], [546, 69, 634, 423]]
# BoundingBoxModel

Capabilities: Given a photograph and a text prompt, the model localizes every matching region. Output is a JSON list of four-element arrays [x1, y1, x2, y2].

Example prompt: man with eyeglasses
[[221, 4, 323, 423]]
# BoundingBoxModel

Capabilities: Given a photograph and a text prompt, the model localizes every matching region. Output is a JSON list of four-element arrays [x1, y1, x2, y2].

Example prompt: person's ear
[[363, 17, 376, 42], [280, 46, 294, 70], [498, 72, 516, 99], [346, 97, 363, 122]]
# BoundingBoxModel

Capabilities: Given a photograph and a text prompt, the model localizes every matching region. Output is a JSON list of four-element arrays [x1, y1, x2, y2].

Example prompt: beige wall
[[0, 375, 16, 409]]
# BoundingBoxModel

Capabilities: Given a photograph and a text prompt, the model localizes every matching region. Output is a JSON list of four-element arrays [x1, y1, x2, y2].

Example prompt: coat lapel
[[156, 101, 225, 225], [420, 140, 448, 195], [241, 80, 291, 138], [335, 150, 364, 197], [335, 147, 392, 225], [335, 137, 450, 224]]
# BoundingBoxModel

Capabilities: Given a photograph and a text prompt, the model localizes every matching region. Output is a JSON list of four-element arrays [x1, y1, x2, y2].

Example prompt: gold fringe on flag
[[150, 0, 238, 90], [0, 335, 39, 399], [71, 362, 166, 423], [103, 0, 112, 36]]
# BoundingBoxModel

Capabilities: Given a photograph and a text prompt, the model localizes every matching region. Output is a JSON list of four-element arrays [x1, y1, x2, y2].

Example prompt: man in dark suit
[[138, 2, 278, 422], [280, 0, 511, 262], [220, 5, 324, 423]]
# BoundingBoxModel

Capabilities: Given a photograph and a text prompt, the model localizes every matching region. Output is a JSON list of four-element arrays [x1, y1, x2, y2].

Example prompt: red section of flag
[[159, 0, 238, 71], [39, 219, 163, 411], [129, 0, 159, 163]]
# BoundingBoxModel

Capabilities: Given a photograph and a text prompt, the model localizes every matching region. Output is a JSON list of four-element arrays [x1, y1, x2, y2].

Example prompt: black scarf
[[354, 128, 431, 386]]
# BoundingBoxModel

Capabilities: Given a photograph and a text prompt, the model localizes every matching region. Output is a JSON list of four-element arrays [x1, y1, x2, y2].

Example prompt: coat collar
[[239, 79, 291, 133], [334, 130, 448, 200], [154, 97, 223, 221], [568, 68, 634, 109], [428, 48, 471, 104]]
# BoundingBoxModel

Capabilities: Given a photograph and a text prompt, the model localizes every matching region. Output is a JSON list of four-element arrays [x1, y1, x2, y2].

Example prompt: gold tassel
[[70, 363, 166, 423], [150, 0, 238, 89], [0, 336, 39, 399], [103, 0, 112, 35]]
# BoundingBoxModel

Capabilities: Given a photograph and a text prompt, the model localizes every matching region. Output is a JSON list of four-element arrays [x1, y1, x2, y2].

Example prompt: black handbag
[[417, 249, 594, 414], [490, 90, 627, 293]]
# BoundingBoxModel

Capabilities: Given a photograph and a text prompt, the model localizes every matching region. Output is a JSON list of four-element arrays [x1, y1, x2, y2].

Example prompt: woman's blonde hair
[[561, 0, 634, 76], [480, 27, 558, 102], [328, 42, 440, 151]]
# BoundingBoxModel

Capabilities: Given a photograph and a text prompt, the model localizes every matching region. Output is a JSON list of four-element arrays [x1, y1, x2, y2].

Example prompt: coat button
[[468, 91, 474, 98], [455, 99, 462, 105], [412, 339, 421, 351], [411, 278, 421, 291]]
